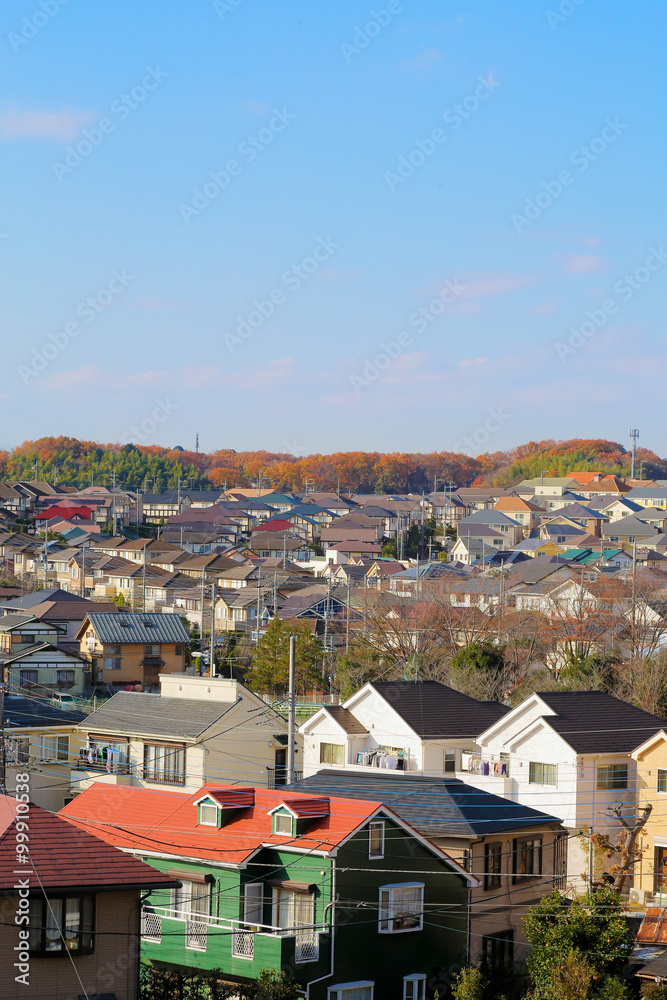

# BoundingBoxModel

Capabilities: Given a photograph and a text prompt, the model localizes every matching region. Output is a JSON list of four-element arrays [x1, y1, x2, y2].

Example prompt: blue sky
[[1, 0, 665, 457]]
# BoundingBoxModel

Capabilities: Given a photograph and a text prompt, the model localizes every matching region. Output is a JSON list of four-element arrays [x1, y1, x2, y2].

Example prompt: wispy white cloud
[[0, 108, 95, 141], [563, 253, 607, 274]]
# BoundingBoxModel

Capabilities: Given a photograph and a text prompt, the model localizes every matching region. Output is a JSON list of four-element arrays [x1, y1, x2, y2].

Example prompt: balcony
[[141, 905, 325, 966]]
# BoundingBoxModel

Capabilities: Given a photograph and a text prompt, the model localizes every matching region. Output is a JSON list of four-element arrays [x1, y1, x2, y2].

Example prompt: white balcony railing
[[142, 906, 324, 962]]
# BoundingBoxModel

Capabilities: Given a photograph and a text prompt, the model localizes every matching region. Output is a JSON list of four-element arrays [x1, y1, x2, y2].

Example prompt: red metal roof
[[60, 783, 384, 864], [637, 908, 667, 944], [0, 795, 177, 891]]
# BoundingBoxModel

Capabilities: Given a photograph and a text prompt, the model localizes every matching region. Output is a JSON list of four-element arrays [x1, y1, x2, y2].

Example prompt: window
[[244, 882, 264, 927], [655, 847, 667, 895], [144, 644, 161, 655], [6, 737, 29, 764], [20, 670, 38, 686], [104, 657, 121, 671], [57, 670, 74, 685], [273, 811, 294, 836], [404, 975, 426, 1000], [513, 837, 542, 883], [597, 764, 628, 790], [320, 742, 345, 766], [484, 842, 502, 890], [328, 983, 373, 1000], [378, 883, 424, 934], [659, 770, 667, 793], [529, 762, 557, 786], [20, 633, 36, 644], [444, 750, 456, 773], [482, 929, 514, 969], [28, 894, 94, 955], [368, 821, 384, 859], [175, 645, 183, 655], [171, 881, 209, 950], [143, 743, 185, 784], [198, 802, 220, 826], [39, 736, 69, 762], [553, 833, 567, 891]]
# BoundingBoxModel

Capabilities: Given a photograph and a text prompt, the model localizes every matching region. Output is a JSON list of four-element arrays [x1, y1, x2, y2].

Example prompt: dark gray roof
[[79, 691, 234, 739], [84, 612, 190, 644], [536, 691, 667, 753], [288, 771, 560, 838], [368, 681, 509, 739], [1, 588, 86, 610], [322, 705, 368, 734], [5, 695, 86, 728]]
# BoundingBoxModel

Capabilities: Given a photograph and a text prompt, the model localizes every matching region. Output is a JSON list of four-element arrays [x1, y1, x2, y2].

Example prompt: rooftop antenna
[[629, 428, 639, 479]]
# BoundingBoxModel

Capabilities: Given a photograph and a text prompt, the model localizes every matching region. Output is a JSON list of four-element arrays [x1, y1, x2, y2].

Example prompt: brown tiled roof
[[0, 796, 178, 892]]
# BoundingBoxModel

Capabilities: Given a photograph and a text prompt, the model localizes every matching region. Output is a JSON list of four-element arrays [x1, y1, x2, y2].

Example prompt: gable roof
[[0, 796, 177, 892], [79, 691, 235, 739], [59, 782, 386, 863], [289, 771, 561, 838], [532, 691, 667, 753], [322, 705, 369, 734], [361, 681, 509, 739], [78, 611, 190, 644]]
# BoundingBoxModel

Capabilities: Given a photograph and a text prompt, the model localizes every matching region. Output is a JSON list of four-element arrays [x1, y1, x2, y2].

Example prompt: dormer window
[[273, 810, 295, 837], [198, 801, 221, 827]]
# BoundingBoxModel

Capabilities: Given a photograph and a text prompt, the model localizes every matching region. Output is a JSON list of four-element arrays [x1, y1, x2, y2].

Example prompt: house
[[0, 590, 118, 653], [624, 487, 667, 510], [0, 613, 91, 696], [61, 780, 474, 998], [324, 541, 383, 562], [631, 730, 667, 903], [450, 536, 498, 566], [75, 611, 190, 690], [0, 792, 177, 1000], [458, 510, 524, 546], [248, 533, 310, 561], [494, 496, 544, 531], [2, 695, 87, 811], [541, 502, 610, 538], [603, 515, 659, 546], [70, 673, 293, 794], [471, 691, 667, 888], [292, 769, 567, 964], [300, 680, 509, 779], [511, 537, 567, 559], [387, 561, 453, 596]]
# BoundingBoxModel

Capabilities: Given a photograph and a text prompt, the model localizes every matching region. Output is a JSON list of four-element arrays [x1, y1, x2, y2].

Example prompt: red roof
[[60, 783, 384, 864], [0, 795, 177, 891], [35, 505, 95, 520], [252, 518, 296, 532]]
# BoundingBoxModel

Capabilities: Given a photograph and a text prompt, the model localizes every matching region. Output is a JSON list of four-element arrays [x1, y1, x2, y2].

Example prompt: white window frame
[[198, 802, 220, 827], [378, 882, 424, 934], [404, 975, 426, 1000], [273, 811, 295, 837], [368, 820, 385, 860], [328, 983, 374, 1000]]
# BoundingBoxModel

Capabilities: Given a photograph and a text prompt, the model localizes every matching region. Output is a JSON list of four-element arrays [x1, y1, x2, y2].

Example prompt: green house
[[61, 781, 475, 999]]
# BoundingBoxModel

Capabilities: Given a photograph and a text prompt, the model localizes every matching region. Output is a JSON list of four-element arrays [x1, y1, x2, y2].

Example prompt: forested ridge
[[2, 436, 665, 493]]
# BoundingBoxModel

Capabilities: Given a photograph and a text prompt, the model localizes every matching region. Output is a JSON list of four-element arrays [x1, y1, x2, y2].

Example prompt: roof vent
[[143, 621, 154, 627]]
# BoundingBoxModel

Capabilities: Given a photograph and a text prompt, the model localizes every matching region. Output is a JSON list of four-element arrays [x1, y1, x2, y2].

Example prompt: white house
[[462, 691, 666, 889], [299, 680, 508, 778]]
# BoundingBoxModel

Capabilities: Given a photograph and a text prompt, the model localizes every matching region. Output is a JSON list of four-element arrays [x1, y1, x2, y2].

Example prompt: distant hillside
[[0, 436, 664, 495]]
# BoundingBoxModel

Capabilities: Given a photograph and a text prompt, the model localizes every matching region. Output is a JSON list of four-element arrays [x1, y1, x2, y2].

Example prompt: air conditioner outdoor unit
[[629, 888, 645, 906]]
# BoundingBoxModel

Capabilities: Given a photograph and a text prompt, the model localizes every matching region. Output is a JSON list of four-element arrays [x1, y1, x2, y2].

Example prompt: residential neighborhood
[[4, 456, 667, 995]]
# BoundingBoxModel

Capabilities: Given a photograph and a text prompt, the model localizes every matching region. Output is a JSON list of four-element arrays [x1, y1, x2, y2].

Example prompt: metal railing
[[142, 906, 324, 962]]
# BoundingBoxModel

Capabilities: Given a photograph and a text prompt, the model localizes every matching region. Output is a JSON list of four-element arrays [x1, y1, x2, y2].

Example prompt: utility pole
[[43, 530, 48, 589], [81, 542, 86, 598], [346, 576, 350, 652], [210, 582, 216, 677], [256, 566, 262, 641], [287, 636, 296, 783], [142, 546, 147, 613], [200, 572, 206, 671], [0, 659, 6, 794], [629, 428, 639, 480]]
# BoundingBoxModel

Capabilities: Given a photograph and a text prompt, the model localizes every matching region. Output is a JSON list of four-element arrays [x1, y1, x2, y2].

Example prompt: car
[[51, 692, 77, 709]]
